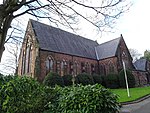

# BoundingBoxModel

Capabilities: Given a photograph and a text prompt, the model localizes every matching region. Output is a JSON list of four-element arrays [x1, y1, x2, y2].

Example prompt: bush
[[119, 69, 136, 88], [43, 72, 64, 87], [0, 76, 55, 113], [46, 84, 120, 113], [92, 74, 102, 84], [0, 73, 3, 77], [62, 74, 73, 86], [75, 73, 94, 85], [105, 73, 119, 89]]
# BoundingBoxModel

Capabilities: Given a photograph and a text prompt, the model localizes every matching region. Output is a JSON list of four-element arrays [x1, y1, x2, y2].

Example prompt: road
[[120, 97, 150, 113]]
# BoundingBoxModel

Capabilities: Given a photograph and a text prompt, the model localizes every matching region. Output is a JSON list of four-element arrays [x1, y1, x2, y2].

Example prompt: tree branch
[[14, 4, 49, 18]]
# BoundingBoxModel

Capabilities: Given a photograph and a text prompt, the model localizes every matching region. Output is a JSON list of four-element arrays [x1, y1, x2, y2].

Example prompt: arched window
[[25, 45, 30, 73], [21, 36, 33, 75], [29, 45, 33, 73], [122, 51, 126, 58], [22, 36, 32, 74], [61, 60, 67, 76], [81, 62, 85, 73], [46, 56, 54, 74], [74, 61, 78, 76], [85, 62, 90, 73], [64, 61, 68, 75], [21, 49, 25, 75], [61, 61, 64, 76], [56, 60, 60, 74], [69, 62, 73, 74], [91, 64, 95, 74], [122, 51, 129, 68]]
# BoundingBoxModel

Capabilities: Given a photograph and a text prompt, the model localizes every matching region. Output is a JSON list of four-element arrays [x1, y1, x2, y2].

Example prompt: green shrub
[[92, 74, 102, 84], [62, 74, 73, 86], [105, 73, 119, 89], [0, 73, 3, 77], [119, 69, 136, 88], [0, 76, 54, 113], [43, 72, 64, 87], [0, 75, 16, 87], [46, 84, 120, 113], [75, 73, 94, 85]]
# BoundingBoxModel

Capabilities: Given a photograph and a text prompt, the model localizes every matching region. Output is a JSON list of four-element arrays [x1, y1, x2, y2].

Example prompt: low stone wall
[[132, 70, 148, 86]]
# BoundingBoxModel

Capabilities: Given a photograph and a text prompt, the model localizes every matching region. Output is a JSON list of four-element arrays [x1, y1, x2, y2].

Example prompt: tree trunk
[[0, 6, 5, 62], [0, 5, 13, 62]]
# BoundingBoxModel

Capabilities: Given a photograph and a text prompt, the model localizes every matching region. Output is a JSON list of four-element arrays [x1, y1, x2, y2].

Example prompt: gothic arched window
[[29, 45, 33, 73], [91, 64, 95, 74], [85, 62, 90, 73], [46, 56, 54, 74], [69, 62, 73, 75], [81, 62, 85, 73], [21, 49, 25, 75], [64, 61, 68, 75], [60, 60, 67, 76], [74, 61, 78, 76], [22, 36, 32, 75], [61, 61, 64, 76], [25, 45, 30, 73]]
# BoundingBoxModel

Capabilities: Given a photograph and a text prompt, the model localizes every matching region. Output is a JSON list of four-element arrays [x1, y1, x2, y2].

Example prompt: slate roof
[[95, 38, 121, 60], [30, 19, 121, 60], [134, 58, 147, 71], [31, 19, 99, 59]]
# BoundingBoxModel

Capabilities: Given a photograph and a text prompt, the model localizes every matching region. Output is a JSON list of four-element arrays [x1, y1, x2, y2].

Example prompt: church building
[[18, 19, 136, 82]]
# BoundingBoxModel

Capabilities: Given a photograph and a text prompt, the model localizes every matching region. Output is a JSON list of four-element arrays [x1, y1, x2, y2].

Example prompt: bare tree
[[144, 50, 150, 61], [0, 18, 24, 74], [0, 41, 20, 74], [129, 48, 142, 62], [0, 0, 131, 61]]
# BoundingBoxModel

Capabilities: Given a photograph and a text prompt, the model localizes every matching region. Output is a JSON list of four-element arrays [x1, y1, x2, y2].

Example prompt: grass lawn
[[111, 86, 150, 103]]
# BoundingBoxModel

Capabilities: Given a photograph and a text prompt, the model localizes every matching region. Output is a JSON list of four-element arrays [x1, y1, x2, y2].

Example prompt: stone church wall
[[132, 70, 148, 86], [38, 50, 98, 81]]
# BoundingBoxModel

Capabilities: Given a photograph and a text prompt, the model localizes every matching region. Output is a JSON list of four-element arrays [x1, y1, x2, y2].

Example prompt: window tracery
[[22, 35, 33, 75], [46, 56, 54, 74]]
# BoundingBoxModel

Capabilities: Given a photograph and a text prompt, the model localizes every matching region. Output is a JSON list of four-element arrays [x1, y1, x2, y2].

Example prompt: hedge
[[92, 74, 102, 84], [75, 73, 94, 85], [43, 72, 64, 87], [46, 84, 121, 113], [104, 73, 119, 89], [0, 76, 54, 113], [119, 69, 136, 88], [62, 74, 73, 86], [0, 75, 121, 113]]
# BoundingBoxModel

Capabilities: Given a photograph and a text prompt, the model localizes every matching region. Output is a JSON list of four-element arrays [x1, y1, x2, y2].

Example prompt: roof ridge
[[98, 37, 121, 46], [30, 19, 98, 44]]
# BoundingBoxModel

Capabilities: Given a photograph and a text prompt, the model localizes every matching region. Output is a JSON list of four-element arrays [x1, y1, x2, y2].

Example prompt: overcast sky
[[98, 0, 150, 55], [0, 0, 149, 74]]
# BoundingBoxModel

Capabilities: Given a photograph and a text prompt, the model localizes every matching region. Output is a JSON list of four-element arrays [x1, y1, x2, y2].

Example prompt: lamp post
[[122, 60, 130, 97]]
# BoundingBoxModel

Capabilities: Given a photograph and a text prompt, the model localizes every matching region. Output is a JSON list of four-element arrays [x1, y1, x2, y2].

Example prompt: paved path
[[120, 97, 150, 113]]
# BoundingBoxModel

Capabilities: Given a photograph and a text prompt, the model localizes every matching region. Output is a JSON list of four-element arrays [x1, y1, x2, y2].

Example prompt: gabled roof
[[30, 19, 99, 59], [134, 58, 147, 71], [95, 37, 121, 60], [29, 19, 122, 60]]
